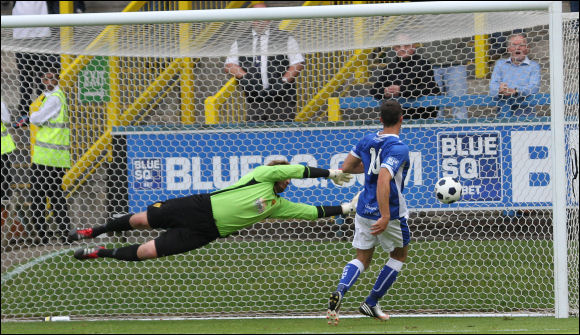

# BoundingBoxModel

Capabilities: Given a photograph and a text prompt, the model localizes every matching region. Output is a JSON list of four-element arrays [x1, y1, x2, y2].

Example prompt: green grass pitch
[[2, 238, 556, 319]]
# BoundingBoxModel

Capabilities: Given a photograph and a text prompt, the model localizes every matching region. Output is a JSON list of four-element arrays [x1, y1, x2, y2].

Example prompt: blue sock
[[336, 259, 365, 296], [365, 258, 403, 306]]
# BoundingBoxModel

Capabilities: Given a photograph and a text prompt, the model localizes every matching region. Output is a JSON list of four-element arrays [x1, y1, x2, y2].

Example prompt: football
[[435, 177, 462, 204]]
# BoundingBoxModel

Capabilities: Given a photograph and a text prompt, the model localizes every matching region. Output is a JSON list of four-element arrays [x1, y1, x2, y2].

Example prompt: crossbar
[[1, 1, 550, 28]]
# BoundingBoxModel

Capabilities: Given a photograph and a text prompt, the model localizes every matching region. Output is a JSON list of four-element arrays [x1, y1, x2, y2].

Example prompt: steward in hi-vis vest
[[29, 72, 71, 244], [1, 99, 16, 155], [1, 99, 25, 241], [32, 85, 70, 168]]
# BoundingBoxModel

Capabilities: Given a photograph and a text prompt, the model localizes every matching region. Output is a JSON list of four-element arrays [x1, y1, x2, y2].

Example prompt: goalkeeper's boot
[[73, 246, 104, 260], [67, 228, 94, 242], [326, 291, 342, 325], [359, 302, 390, 321]]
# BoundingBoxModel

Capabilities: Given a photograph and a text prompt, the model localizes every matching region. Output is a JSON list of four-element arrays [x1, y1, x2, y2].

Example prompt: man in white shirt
[[12, 1, 60, 127], [224, 2, 305, 122]]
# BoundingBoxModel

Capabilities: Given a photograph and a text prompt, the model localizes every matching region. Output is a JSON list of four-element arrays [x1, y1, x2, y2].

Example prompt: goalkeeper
[[69, 160, 358, 261]]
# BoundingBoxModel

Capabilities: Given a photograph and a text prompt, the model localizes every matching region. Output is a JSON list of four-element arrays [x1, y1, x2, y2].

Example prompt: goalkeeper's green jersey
[[210, 164, 318, 237]]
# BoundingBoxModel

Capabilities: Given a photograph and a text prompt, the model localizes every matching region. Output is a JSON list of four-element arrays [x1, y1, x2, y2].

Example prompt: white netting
[[0, 11, 552, 57], [1, 4, 578, 320]]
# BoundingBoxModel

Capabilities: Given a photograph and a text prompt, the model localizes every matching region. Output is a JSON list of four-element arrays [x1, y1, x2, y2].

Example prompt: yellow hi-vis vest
[[1, 122, 16, 155], [32, 88, 70, 168]]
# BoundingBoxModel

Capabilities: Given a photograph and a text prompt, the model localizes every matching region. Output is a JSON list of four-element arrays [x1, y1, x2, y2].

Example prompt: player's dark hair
[[380, 100, 403, 126], [267, 160, 289, 166]]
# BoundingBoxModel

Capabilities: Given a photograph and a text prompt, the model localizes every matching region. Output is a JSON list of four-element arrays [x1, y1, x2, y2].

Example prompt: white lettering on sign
[[162, 153, 424, 191], [441, 135, 498, 157], [438, 131, 502, 202], [511, 131, 552, 203]]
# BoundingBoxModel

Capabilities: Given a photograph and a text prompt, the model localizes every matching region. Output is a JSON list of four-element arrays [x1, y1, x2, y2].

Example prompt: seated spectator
[[489, 33, 541, 117], [370, 36, 441, 120]]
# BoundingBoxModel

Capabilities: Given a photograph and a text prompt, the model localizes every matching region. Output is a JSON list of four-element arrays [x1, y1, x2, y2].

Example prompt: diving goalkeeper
[[69, 160, 359, 261]]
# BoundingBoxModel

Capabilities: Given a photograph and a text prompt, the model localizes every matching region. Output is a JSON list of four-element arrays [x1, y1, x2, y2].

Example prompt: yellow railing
[[296, 11, 400, 121], [474, 13, 490, 78], [61, 1, 246, 192], [295, 49, 371, 121], [204, 0, 336, 124], [205, 1, 411, 123], [63, 60, 182, 195], [58, 1, 148, 191]]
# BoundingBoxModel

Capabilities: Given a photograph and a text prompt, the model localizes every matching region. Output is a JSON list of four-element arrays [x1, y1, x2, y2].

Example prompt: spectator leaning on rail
[[489, 33, 541, 118], [224, 2, 305, 122], [370, 35, 441, 120], [29, 72, 72, 245]]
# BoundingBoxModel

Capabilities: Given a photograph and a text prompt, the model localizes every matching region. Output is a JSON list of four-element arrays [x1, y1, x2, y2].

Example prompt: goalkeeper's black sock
[[98, 244, 141, 261], [92, 213, 134, 236]]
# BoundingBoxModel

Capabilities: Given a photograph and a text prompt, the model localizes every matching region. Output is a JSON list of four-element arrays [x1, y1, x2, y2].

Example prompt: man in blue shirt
[[489, 33, 541, 117], [326, 100, 411, 324]]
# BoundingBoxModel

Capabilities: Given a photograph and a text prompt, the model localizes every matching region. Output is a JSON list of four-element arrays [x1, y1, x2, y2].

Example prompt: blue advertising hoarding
[[120, 123, 578, 213]]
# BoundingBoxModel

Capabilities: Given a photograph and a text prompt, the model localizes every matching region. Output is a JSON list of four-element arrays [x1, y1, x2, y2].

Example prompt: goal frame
[[1, 1, 570, 319]]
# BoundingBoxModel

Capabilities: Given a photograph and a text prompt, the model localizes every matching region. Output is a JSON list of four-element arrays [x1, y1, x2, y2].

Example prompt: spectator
[[224, 2, 305, 122], [1, 99, 16, 198], [431, 37, 471, 120], [1, 98, 25, 242], [12, 1, 61, 128], [489, 33, 541, 118], [370, 35, 441, 120], [29, 72, 71, 244]]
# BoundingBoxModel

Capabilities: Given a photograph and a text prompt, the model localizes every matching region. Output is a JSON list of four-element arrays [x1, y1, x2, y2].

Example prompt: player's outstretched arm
[[341, 153, 364, 174]]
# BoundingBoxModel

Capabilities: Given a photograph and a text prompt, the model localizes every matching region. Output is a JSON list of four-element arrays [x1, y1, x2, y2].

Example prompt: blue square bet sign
[[437, 131, 503, 202]]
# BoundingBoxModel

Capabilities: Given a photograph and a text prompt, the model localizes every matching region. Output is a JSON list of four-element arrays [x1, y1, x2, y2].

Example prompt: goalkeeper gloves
[[328, 169, 353, 186], [341, 191, 361, 215]]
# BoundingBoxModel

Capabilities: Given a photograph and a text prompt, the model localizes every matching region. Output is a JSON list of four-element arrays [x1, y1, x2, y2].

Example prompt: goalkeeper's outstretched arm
[[302, 166, 353, 186], [274, 189, 361, 220], [314, 190, 360, 218]]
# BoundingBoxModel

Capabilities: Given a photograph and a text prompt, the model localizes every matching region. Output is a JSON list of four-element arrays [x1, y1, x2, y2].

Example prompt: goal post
[[1, 1, 578, 321], [547, 0, 569, 319]]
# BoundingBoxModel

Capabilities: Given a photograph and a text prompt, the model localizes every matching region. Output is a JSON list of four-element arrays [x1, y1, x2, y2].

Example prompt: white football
[[435, 177, 462, 204]]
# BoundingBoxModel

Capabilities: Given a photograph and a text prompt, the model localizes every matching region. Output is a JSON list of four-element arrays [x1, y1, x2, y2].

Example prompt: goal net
[[1, 2, 578, 320]]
